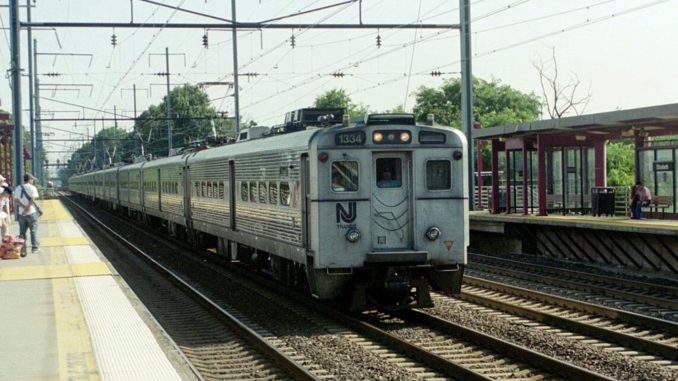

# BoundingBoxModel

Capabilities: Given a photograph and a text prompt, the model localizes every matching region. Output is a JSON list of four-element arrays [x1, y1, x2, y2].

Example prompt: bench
[[648, 195, 673, 219]]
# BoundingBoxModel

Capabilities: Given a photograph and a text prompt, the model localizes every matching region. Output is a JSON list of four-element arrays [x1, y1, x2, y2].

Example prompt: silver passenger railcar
[[70, 113, 468, 309]]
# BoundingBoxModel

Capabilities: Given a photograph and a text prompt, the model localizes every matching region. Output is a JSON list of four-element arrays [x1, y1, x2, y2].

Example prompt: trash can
[[591, 187, 616, 216]]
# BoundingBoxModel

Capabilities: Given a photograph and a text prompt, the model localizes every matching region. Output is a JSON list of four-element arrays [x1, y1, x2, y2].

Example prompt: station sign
[[653, 161, 674, 172]]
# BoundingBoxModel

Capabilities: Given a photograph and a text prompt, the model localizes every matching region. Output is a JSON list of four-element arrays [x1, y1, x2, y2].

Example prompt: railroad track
[[468, 252, 678, 320], [452, 276, 678, 367], [63, 196, 319, 381], [65, 195, 612, 381]]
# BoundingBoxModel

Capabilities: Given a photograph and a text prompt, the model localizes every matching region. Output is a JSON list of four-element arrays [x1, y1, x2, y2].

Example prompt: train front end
[[308, 114, 468, 310]]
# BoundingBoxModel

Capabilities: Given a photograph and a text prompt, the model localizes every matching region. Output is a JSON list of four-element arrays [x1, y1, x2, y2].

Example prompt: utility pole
[[33, 39, 43, 184], [132, 84, 138, 156], [459, 0, 474, 210], [231, 0, 241, 134], [165, 47, 172, 156], [26, 0, 35, 178], [9, 0, 23, 186], [114, 105, 118, 164]]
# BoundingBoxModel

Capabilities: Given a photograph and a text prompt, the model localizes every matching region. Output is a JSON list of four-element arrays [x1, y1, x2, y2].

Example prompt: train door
[[301, 154, 310, 248], [371, 153, 412, 250], [157, 168, 162, 211]]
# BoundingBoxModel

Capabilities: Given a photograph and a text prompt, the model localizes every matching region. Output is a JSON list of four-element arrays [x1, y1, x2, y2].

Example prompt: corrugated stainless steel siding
[[234, 150, 303, 245], [159, 164, 183, 217], [189, 158, 230, 227]]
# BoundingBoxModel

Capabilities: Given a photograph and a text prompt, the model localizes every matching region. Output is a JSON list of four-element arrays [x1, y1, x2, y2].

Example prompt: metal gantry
[[8, 1, 473, 202]]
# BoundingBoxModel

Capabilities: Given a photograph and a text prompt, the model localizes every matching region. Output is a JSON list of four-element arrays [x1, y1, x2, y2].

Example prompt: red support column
[[505, 148, 512, 214], [634, 132, 643, 182], [537, 135, 547, 216], [491, 139, 500, 214], [594, 139, 607, 187], [522, 138, 529, 215]]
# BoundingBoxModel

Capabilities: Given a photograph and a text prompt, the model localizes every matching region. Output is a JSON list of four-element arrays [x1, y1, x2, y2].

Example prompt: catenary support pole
[[231, 0, 241, 134], [34, 39, 43, 183], [459, 0, 474, 210], [133, 83, 138, 156], [26, 0, 35, 178], [9, 0, 23, 186], [165, 47, 172, 156]]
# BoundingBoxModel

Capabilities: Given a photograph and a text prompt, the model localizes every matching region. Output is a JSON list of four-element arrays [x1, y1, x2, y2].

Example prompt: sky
[[0, 0, 677, 166]]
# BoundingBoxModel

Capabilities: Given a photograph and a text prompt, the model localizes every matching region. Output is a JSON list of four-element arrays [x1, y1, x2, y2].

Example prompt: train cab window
[[280, 182, 291, 206], [249, 181, 257, 202], [258, 182, 267, 203], [331, 161, 359, 192], [241, 182, 249, 201], [376, 158, 402, 188], [426, 160, 451, 190], [268, 182, 278, 204]]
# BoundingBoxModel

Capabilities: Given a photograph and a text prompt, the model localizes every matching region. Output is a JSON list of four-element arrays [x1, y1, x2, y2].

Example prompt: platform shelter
[[473, 103, 678, 217]]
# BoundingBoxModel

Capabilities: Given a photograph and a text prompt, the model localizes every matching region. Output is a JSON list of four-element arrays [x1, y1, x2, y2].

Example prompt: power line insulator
[[376, 34, 382, 48], [202, 34, 208, 48], [430, 70, 442, 77], [290, 34, 296, 48], [332, 72, 345, 78], [111, 34, 117, 47]]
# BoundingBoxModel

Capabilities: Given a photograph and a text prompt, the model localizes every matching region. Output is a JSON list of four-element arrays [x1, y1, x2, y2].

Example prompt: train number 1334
[[335, 131, 366, 146]]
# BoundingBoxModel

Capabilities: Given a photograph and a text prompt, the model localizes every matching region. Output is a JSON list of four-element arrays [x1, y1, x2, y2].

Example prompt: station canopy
[[473, 103, 678, 141]]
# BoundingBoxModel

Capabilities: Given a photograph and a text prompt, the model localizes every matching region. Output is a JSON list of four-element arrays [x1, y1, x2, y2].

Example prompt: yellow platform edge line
[[0, 262, 111, 282], [52, 278, 101, 381]]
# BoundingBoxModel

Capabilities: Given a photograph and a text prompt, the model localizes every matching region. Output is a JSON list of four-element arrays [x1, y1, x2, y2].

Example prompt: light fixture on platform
[[575, 135, 586, 141]]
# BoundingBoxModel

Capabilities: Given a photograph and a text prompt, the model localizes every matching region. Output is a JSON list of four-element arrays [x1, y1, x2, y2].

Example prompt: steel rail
[[471, 252, 678, 296], [468, 256, 678, 310], [460, 277, 678, 362], [398, 309, 614, 381], [61, 195, 320, 381]]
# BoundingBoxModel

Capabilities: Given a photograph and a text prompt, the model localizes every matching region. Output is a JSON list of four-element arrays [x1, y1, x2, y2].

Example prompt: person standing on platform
[[15, 174, 41, 255], [0, 186, 12, 238]]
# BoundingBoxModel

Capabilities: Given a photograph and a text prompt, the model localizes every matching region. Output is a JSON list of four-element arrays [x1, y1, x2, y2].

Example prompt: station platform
[[470, 211, 678, 276], [470, 210, 678, 236], [0, 200, 196, 380]]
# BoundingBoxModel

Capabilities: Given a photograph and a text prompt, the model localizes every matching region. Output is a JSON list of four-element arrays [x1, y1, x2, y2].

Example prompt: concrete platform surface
[[470, 210, 678, 236], [0, 200, 195, 381]]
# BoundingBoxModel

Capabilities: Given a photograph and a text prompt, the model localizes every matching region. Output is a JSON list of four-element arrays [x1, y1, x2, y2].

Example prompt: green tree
[[412, 77, 541, 128], [135, 84, 233, 158], [606, 141, 634, 187], [313, 88, 370, 118], [413, 77, 541, 171]]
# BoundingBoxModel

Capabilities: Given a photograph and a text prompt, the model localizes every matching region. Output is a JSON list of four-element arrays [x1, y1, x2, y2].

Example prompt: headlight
[[425, 226, 441, 241], [400, 131, 411, 142], [373, 132, 383, 143], [345, 228, 361, 243]]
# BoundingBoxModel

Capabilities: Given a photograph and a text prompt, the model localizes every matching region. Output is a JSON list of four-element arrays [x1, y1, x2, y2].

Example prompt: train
[[69, 111, 469, 310]]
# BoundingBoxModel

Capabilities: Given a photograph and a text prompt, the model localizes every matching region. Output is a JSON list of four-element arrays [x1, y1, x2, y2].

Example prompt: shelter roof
[[473, 103, 678, 140]]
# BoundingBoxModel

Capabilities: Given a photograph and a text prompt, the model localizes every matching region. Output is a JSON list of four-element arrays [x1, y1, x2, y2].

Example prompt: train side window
[[376, 158, 402, 188], [280, 182, 291, 206], [331, 161, 359, 192], [218, 182, 225, 199], [426, 160, 451, 190], [249, 181, 257, 202], [194, 182, 199, 197], [258, 182, 267, 203], [241, 182, 249, 201], [269, 182, 278, 204]]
